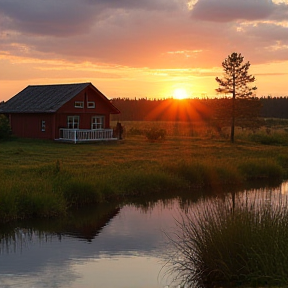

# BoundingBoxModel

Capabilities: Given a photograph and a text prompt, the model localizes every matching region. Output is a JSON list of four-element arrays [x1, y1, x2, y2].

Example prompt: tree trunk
[[231, 71, 236, 143], [231, 96, 235, 143]]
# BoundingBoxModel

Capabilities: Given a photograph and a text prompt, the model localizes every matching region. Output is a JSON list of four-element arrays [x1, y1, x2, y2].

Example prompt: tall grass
[[1, 156, 284, 223], [1, 122, 288, 223], [168, 192, 288, 287], [238, 158, 284, 180], [164, 160, 242, 190], [248, 131, 288, 145], [0, 176, 67, 222]]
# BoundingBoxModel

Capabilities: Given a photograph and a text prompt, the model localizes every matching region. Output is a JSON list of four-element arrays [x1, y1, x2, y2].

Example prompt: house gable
[[57, 85, 119, 114]]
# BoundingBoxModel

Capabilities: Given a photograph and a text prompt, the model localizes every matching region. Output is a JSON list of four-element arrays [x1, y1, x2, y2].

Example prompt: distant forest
[[111, 97, 288, 121]]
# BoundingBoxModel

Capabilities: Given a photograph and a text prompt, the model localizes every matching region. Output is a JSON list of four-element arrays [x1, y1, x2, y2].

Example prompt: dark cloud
[[0, 0, 102, 36], [0, 0, 288, 70], [0, 0, 182, 37], [85, 0, 181, 11], [190, 0, 280, 22], [270, 2, 288, 21]]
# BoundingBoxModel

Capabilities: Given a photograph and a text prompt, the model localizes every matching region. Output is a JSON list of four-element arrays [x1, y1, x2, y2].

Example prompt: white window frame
[[67, 116, 80, 129], [91, 116, 104, 130], [41, 120, 46, 132], [74, 101, 84, 108], [87, 101, 95, 108]]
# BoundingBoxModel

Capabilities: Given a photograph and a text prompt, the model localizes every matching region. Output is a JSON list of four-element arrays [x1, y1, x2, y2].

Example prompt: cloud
[[0, 0, 183, 37], [0, 0, 101, 36], [190, 0, 288, 22], [243, 22, 288, 44], [255, 72, 288, 76], [86, 0, 182, 11], [0, 0, 288, 71], [0, 3, 201, 67]]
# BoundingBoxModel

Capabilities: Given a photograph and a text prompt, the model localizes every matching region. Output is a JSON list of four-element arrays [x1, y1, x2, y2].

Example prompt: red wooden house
[[0, 83, 120, 143]]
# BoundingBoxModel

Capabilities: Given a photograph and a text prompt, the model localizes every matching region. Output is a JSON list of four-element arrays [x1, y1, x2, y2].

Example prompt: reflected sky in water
[[1, 181, 287, 288], [0, 203, 180, 288]]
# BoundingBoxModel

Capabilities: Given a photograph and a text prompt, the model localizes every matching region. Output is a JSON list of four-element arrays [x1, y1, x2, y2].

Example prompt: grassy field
[[1, 120, 288, 223]]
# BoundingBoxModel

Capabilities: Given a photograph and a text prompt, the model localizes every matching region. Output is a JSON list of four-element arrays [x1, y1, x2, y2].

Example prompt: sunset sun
[[173, 88, 188, 100]]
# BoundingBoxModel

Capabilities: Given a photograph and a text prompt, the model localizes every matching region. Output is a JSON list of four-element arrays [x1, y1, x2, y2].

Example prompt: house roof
[[0, 83, 120, 114]]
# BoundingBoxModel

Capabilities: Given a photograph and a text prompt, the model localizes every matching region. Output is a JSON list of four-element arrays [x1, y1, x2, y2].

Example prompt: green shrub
[[145, 128, 166, 141], [0, 114, 11, 140]]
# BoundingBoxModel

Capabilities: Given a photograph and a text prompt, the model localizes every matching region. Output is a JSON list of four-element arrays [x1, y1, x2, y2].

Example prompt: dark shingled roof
[[0, 83, 119, 113]]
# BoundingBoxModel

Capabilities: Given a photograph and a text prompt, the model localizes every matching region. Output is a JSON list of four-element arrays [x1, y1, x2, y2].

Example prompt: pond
[[1, 181, 288, 288]]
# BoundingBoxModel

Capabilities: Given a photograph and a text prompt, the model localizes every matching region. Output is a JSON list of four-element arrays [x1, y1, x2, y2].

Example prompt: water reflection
[[0, 181, 287, 288], [0, 200, 181, 288], [0, 202, 120, 252]]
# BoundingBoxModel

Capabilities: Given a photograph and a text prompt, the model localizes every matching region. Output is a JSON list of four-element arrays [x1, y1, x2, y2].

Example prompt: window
[[41, 120, 46, 132], [67, 116, 79, 129], [74, 101, 84, 108], [87, 101, 95, 108], [91, 116, 104, 130]]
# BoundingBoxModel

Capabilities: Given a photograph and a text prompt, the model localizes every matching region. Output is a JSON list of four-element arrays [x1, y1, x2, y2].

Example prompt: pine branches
[[216, 52, 257, 99], [215, 52, 258, 142]]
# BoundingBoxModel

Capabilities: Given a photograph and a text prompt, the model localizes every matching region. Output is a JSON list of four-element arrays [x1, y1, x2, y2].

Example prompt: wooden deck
[[58, 128, 117, 143]]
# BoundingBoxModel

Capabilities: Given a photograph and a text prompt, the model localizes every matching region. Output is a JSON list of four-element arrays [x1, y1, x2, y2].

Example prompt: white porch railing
[[59, 128, 117, 143]]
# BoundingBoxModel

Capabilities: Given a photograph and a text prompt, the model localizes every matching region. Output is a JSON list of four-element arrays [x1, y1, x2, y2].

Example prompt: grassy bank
[[1, 122, 288, 223], [169, 192, 288, 287]]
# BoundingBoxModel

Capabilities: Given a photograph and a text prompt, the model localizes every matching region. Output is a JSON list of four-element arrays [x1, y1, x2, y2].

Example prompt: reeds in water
[[168, 190, 288, 287]]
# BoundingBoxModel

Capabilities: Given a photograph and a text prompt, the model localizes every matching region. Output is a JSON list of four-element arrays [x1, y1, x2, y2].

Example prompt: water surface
[[1, 182, 288, 288], [0, 201, 180, 288]]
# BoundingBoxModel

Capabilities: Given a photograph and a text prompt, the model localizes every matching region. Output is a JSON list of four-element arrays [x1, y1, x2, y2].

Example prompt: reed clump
[[0, 183, 66, 222], [114, 169, 185, 197], [169, 194, 288, 288], [164, 161, 242, 189], [62, 180, 101, 208], [238, 158, 284, 180]]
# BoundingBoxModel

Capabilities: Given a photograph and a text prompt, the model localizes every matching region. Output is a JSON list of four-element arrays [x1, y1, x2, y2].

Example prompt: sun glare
[[173, 88, 188, 100]]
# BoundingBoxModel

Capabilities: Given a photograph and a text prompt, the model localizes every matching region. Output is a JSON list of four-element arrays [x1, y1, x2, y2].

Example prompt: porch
[[58, 128, 117, 143]]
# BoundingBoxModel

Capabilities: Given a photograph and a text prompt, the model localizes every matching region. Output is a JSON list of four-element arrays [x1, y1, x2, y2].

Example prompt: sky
[[0, 0, 288, 101]]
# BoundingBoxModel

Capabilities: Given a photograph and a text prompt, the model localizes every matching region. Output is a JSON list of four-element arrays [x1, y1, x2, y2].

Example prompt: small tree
[[215, 52, 257, 142], [0, 114, 11, 140]]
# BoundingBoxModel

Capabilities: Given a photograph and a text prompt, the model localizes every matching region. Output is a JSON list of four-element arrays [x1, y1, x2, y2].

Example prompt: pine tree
[[215, 52, 257, 142]]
